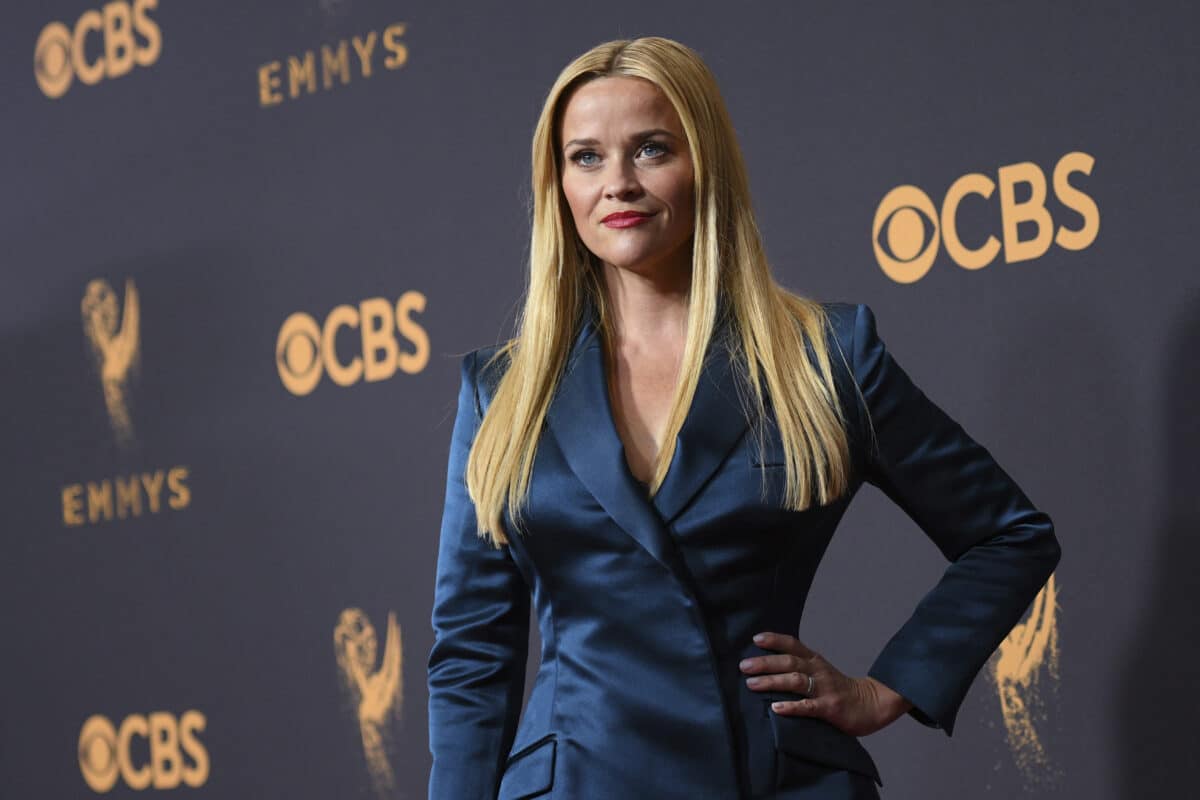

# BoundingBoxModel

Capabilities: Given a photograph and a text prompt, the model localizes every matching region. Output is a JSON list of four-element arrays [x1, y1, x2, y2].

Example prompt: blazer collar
[[545, 294, 749, 575]]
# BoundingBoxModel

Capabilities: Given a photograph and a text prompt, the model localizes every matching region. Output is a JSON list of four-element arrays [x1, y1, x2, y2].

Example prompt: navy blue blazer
[[427, 301, 1061, 799]]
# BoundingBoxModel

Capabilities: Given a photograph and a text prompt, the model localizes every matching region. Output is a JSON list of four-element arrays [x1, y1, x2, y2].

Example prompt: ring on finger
[[804, 674, 815, 696]]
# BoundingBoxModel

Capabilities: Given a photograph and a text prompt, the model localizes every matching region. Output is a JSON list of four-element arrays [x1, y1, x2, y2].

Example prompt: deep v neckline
[[600, 339, 674, 495], [545, 290, 749, 529]]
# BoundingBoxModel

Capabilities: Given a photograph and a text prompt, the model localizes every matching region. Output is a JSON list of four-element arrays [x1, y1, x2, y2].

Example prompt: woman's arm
[[851, 303, 1061, 737], [427, 351, 531, 798]]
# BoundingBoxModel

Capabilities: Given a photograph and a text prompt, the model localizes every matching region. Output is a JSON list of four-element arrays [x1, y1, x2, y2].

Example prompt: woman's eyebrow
[[563, 129, 679, 150]]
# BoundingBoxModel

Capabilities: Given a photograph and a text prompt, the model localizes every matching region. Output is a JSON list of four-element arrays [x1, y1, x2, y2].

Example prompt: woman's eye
[[639, 141, 667, 158], [570, 150, 599, 166]]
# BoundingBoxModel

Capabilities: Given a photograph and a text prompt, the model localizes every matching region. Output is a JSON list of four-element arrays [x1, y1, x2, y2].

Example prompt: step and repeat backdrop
[[1, 1, 1194, 797]]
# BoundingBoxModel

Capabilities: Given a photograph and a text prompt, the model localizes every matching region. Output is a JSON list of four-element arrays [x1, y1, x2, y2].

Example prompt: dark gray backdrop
[[2, 1, 1195, 797]]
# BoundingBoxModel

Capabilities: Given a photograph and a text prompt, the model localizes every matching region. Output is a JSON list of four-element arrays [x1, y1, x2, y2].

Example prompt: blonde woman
[[426, 36, 1060, 800]]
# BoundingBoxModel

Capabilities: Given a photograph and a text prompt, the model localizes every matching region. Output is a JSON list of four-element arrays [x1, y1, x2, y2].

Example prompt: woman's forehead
[[559, 77, 682, 137]]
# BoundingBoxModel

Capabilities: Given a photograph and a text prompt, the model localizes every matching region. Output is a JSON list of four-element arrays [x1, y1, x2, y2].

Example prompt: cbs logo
[[276, 292, 430, 396], [34, 0, 162, 100], [872, 151, 1099, 284], [78, 711, 209, 793]]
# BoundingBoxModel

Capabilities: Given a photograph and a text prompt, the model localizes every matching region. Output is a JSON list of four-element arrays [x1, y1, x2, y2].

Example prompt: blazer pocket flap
[[769, 711, 882, 787], [498, 734, 556, 799]]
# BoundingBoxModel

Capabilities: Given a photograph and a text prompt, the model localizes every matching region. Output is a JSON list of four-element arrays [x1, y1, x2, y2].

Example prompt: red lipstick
[[602, 211, 654, 228]]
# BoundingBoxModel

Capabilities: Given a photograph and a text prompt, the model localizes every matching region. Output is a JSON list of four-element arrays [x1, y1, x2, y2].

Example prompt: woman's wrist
[[862, 676, 914, 727]]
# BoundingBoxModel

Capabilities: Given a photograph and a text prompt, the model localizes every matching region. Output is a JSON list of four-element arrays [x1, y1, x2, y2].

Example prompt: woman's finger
[[739, 654, 807, 675], [744, 670, 813, 694], [752, 631, 817, 659], [769, 697, 821, 717]]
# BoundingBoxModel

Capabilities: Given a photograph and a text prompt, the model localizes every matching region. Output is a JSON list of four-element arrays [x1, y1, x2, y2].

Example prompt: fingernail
[[746, 677, 762, 687], [739, 659, 753, 670], [771, 702, 784, 710], [753, 633, 766, 643]]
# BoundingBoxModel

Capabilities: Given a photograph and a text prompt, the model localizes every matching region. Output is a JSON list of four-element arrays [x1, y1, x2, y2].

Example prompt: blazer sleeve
[[427, 351, 531, 799], [849, 303, 1061, 737]]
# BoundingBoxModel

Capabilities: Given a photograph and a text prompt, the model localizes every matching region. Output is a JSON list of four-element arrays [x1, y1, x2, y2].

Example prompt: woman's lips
[[602, 211, 654, 228]]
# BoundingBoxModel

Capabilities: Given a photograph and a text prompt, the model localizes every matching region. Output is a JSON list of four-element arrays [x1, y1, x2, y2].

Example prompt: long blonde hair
[[467, 37, 853, 547]]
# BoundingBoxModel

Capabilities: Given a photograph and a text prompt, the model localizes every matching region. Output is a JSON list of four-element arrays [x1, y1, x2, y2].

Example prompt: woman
[[427, 36, 1060, 799]]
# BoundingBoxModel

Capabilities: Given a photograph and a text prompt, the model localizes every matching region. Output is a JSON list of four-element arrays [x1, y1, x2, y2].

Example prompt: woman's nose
[[603, 160, 642, 199]]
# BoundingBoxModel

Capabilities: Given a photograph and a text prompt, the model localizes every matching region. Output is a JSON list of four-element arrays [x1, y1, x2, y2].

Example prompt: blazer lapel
[[546, 311, 685, 575], [651, 321, 749, 524], [545, 299, 750, 574]]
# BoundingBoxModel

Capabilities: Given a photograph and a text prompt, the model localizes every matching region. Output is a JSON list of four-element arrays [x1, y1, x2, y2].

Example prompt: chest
[[605, 347, 681, 483], [513, 414, 856, 608]]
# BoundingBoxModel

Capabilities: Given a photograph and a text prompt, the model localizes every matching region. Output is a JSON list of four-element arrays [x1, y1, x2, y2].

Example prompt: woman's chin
[[596, 252, 690, 281]]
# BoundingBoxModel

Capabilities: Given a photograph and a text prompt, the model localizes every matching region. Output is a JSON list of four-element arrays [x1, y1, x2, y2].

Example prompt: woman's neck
[[600, 260, 691, 350]]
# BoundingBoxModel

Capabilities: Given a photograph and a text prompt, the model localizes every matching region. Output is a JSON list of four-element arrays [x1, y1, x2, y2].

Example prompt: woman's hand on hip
[[739, 631, 914, 737]]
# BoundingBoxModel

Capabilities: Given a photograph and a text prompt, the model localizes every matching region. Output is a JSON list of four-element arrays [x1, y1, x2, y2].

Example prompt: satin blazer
[[426, 301, 1061, 800]]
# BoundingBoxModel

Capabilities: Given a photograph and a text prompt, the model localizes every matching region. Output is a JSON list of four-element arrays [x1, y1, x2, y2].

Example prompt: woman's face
[[558, 76, 695, 282]]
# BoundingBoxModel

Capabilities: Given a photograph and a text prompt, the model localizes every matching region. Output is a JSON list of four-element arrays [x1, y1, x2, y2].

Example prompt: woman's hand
[[739, 631, 914, 737]]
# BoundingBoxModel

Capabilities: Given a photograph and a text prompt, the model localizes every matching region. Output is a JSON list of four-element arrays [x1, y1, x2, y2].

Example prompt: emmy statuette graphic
[[81, 278, 140, 446], [335, 608, 404, 795]]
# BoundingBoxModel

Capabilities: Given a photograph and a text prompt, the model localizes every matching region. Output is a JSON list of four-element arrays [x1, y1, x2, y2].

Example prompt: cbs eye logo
[[276, 292, 430, 396], [872, 151, 1099, 284], [34, 0, 161, 100], [78, 711, 208, 792]]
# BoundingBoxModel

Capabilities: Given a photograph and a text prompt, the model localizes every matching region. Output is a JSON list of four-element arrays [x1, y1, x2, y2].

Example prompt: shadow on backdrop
[[1118, 289, 1200, 798]]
